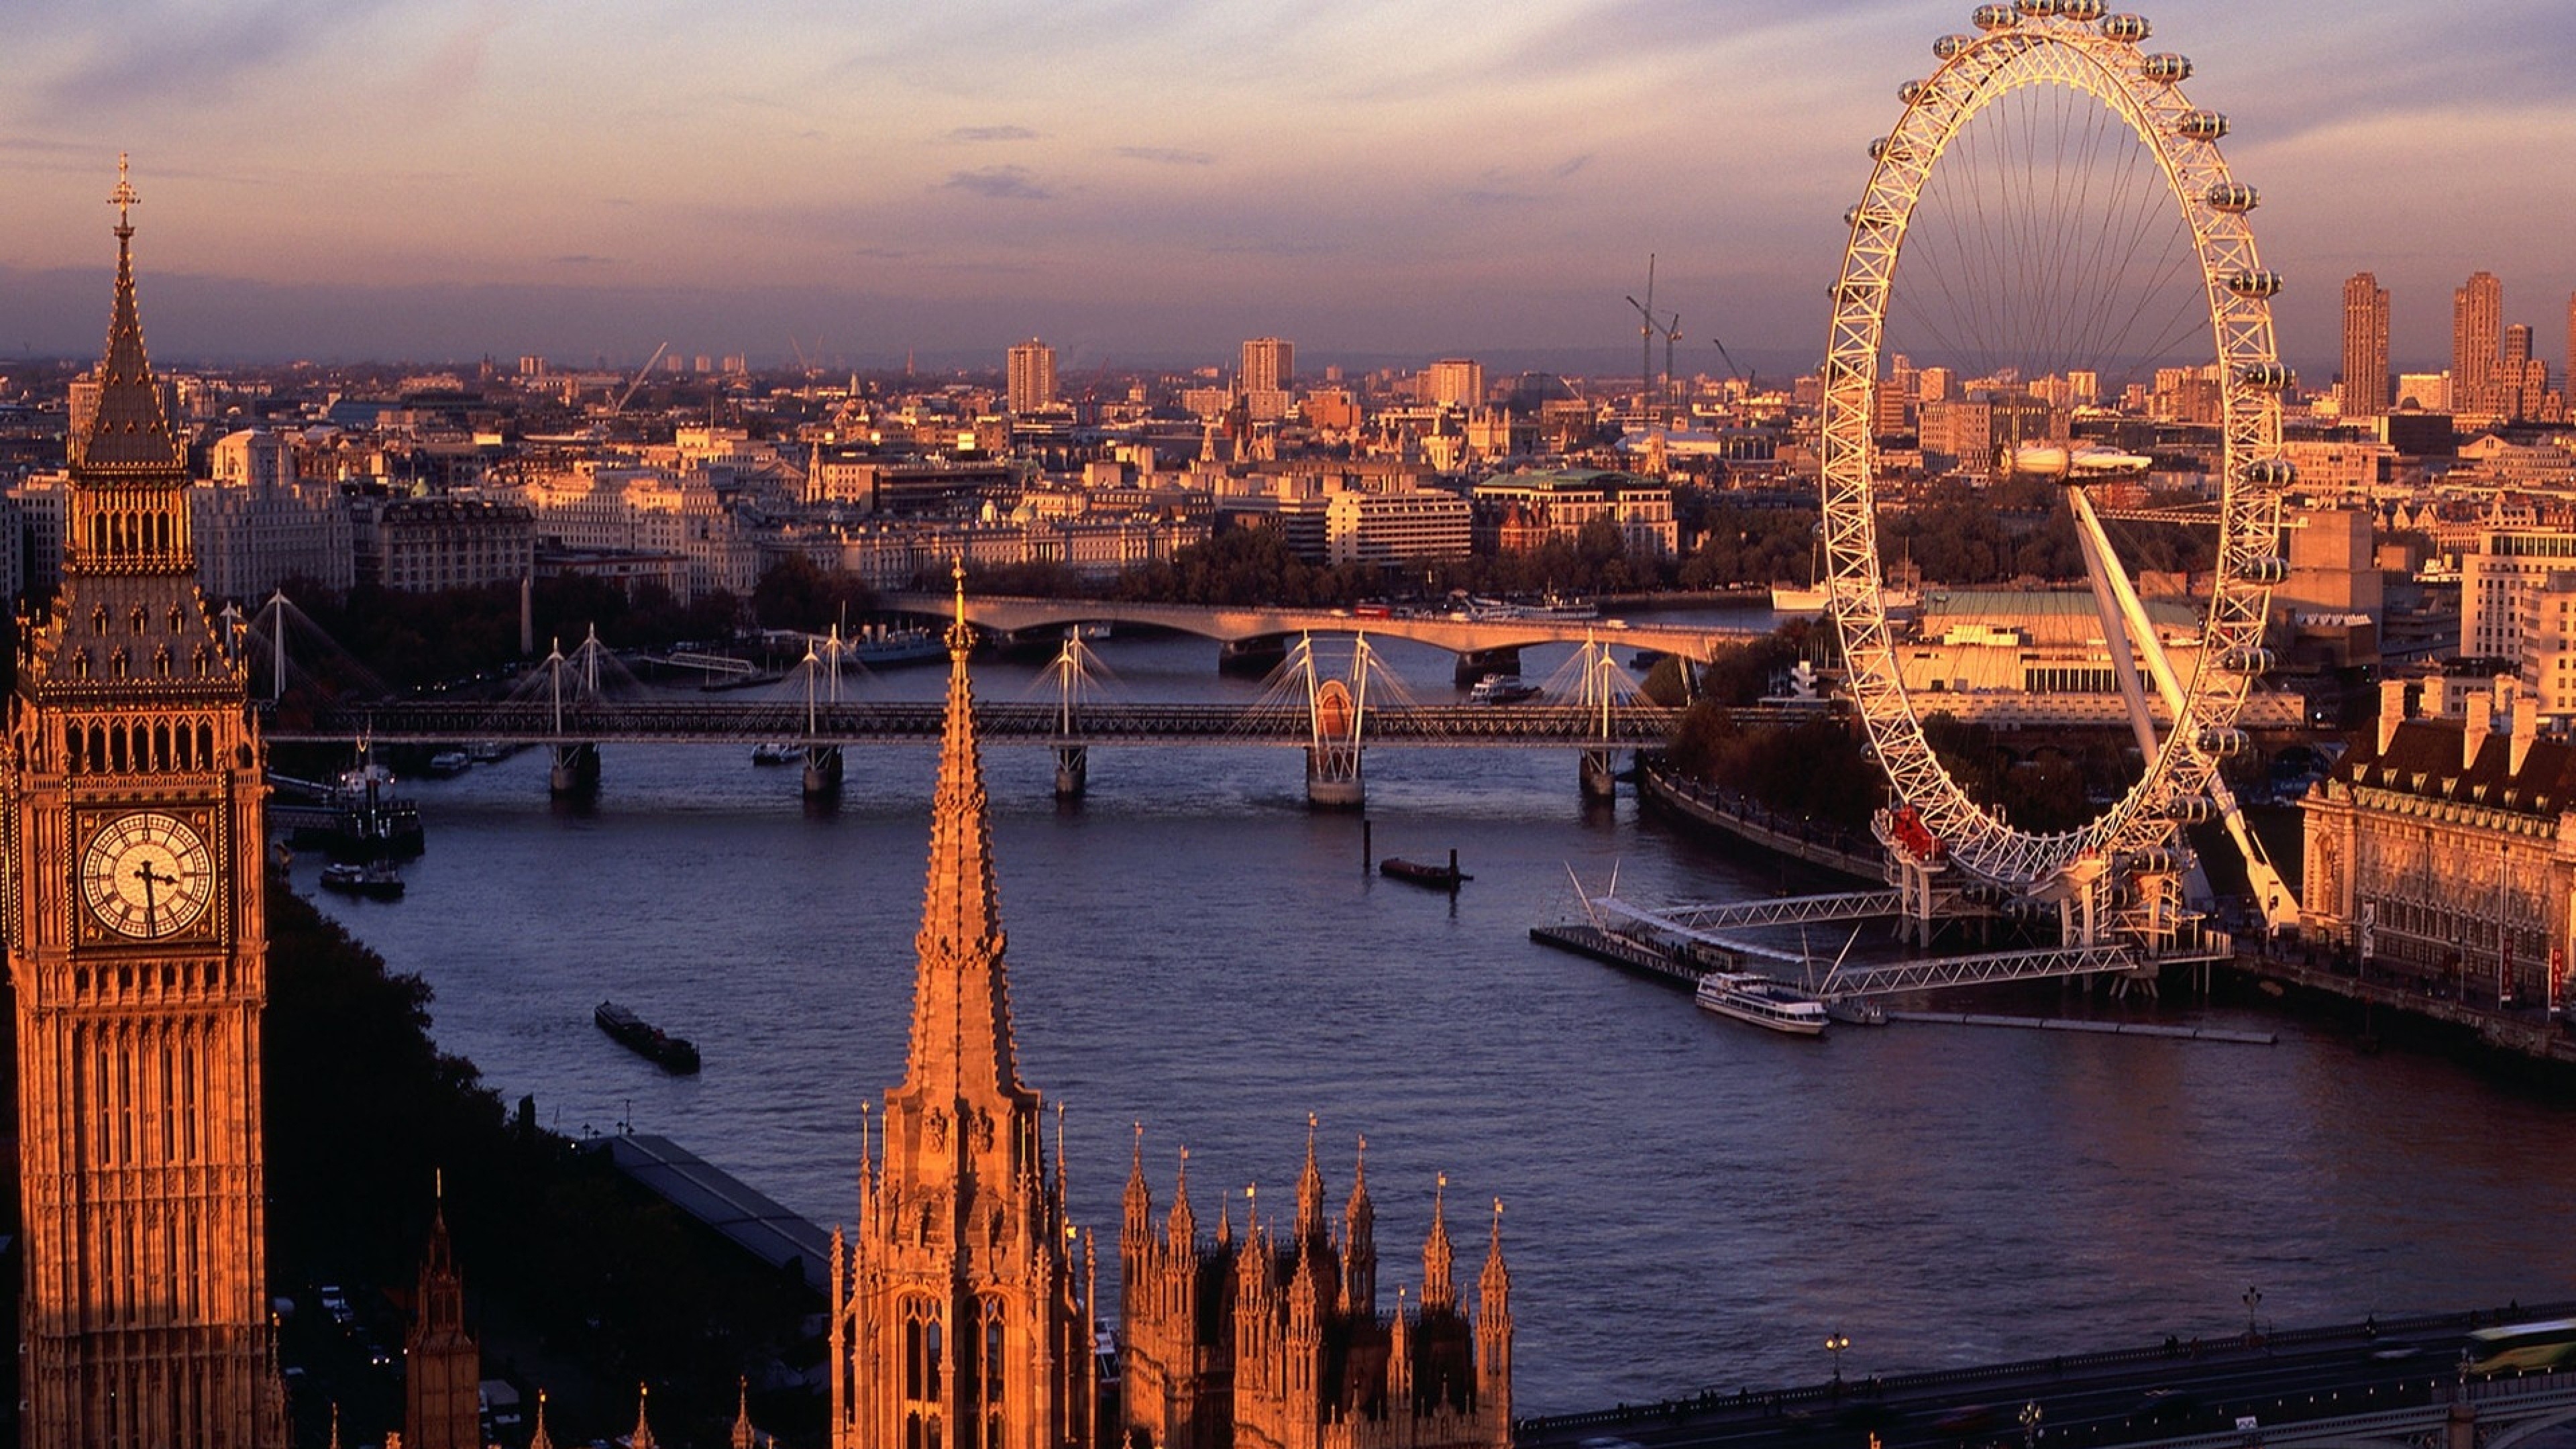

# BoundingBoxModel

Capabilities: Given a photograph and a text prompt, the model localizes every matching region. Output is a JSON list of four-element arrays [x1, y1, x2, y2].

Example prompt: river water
[[301, 626, 2576, 1415]]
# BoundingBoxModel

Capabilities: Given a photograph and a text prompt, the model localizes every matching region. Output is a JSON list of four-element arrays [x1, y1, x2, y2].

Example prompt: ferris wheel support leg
[[2067, 488, 2296, 935]]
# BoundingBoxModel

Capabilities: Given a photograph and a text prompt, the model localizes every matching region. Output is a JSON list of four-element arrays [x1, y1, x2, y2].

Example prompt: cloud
[[941, 166, 1052, 201], [947, 125, 1039, 143], [1115, 146, 1216, 166], [1549, 154, 1592, 180], [34, 0, 405, 111]]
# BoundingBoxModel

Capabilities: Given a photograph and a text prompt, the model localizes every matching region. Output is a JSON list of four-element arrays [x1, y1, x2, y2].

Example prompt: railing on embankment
[[1634, 755, 1885, 881], [1517, 1299, 2576, 1446], [2225, 952, 2576, 1071]]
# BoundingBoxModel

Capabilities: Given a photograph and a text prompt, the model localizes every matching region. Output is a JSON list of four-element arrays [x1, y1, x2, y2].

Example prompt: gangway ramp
[[1646, 890, 1905, 932], [1817, 929, 2233, 998], [1591, 894, 1829, 971]]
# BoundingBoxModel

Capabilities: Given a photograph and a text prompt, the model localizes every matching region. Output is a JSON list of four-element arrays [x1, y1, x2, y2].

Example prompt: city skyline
[[5, 1, 2575, 375]]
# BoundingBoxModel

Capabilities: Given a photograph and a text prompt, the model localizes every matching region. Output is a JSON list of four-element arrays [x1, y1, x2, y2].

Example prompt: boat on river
[[1381, 851, 1470, 891], [319, 859, 405, 900], [1693, 970, 1829, 1036], [594, 1000, 702, 1074], [1468, 674, 1541, 704], [750, 741, 802, 766]]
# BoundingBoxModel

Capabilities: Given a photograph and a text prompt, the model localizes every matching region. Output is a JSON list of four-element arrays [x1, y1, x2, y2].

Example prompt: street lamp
[[2020, 1399, 2043, 1449], [2243, 1285, 2263, 1340], [1825, 1330, 1850, 1388]]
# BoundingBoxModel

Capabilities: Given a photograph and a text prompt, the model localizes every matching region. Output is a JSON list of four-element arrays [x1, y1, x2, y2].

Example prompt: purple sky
[[5, 1, 2574, 378]]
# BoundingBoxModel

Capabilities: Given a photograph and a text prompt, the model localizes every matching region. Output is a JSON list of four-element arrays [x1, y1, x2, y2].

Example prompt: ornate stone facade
[[2302, 678, 2568, 1002], [828, 587, 1096, 1449], [4, 163, 283, 1448], [1118, 1125, 1511, 1449], [404, 1199, 483, 1449]]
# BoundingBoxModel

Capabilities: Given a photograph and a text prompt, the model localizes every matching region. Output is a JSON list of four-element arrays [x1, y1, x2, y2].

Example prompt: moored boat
[[1467, 674, 1542, 704], [319, 859, 405, 900], [1693, 971, 1829, 1036], [750, 741, 802, 766], [594, 1000, 702, 1074], [1380, 850, 1470, 891]]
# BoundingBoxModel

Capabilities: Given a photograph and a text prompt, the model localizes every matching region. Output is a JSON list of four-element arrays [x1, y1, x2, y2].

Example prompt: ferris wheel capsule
[[2238, 362, 2294, 390], [2016, 0, 2064, 17], [2102, 12, 2150, 42], [2176, 110, 2229, 140], [2235, 555, 2289, 586], [1934, 32, 1976, 59], [1971, 5, 2019, 31], [2196, 727, 2249, 759], [2141, 53, 2193, 83], [2204, 181, 2258, 213], [1870, 136, 1914, 163], [2225, 270, 2284, 299], [2219, 647, 2276, 676], [2165, 796, 2217, 825], [2059, 0, 2107, 20], [2243, 457, 2296, 487], [1900, 79, 1929, 105]]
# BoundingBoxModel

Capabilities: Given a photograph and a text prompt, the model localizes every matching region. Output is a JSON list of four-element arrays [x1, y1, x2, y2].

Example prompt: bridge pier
[[1219, 635, 1290, 677], [1054, 745, 1088, 800], [549, 741, 600, 798], [1305, 746, 1364, 810], [1454, 647, 1521, 687], [1579, 749, 1619, 801], [802, 745, 843, 798]]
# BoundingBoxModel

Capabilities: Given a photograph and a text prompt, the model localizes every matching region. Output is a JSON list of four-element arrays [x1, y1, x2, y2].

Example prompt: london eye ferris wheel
[[1817, 1, 2294, 944]]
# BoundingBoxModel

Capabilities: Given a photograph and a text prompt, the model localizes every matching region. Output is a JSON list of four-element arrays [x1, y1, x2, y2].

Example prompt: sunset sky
[[6, 0, 2574, 376]]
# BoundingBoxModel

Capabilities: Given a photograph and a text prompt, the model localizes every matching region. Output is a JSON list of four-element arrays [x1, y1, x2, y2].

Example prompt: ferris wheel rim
[[1816, 8, 2288, 895]]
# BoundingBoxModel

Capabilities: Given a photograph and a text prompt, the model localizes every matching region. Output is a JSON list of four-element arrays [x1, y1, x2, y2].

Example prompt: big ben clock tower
[[5, 160, 282, 1449]]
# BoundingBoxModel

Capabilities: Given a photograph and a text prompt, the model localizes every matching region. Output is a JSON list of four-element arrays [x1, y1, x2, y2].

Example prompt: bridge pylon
[[1574, 634, 1626, 802], [545, 628, 609, 798], [1046, 633, 1095, 800], [1294, 634, 1371, 809], [801, 627, 848, 798]]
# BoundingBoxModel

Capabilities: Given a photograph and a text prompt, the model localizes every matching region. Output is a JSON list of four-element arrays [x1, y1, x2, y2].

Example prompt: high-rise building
[[2454, 271, 2504, 415], [2340, 272, 2391, 417], [1425, 358, 1485, 409], [827, 584, 1095, 1449], [7, 162, 284, 1449], [1006, 337, 1057, 414], [1241, 336, 1294, 393]]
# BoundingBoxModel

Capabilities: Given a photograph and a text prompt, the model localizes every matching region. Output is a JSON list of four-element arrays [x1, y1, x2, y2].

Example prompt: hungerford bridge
[[253, 609, 1687, 807]]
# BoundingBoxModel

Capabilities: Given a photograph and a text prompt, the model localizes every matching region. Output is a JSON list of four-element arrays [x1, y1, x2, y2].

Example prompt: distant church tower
[[5, 158, 282, 1448], [403, 1190, 483, 1449], [828, 572, 1095, 1449]]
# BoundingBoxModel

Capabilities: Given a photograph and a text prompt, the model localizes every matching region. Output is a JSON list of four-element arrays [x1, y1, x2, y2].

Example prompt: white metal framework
[[1819, 3, 2287, 913]]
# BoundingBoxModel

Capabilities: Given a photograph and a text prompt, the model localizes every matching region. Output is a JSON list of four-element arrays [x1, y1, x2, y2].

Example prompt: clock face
[[80, 812, 215, 939]]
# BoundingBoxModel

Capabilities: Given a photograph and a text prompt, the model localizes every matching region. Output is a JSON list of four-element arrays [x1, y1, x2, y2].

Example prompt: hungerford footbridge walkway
[[875, 592, 1762, 674]]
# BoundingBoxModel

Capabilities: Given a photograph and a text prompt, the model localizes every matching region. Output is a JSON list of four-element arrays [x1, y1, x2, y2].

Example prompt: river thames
[[303, 627, 2576, 1415]]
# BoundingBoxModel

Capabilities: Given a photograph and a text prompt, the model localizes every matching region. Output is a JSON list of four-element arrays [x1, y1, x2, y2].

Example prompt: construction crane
[[613, 342, 668, 413], [1709, 332, 1756, 400], [1625, 254, 1659, 415]]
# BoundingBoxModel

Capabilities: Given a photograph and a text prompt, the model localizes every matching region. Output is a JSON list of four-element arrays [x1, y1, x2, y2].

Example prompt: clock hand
[[131, 859, 173, 926]]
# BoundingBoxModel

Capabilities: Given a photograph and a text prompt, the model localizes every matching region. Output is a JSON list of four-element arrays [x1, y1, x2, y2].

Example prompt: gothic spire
[[899, 559, 1023, 1102], [80, 153, 180, 474], [629, 1383, 657, 1449], [528, 1392, 554, 1449], [732, 1377, 758, 1449], [1294, 1111, 1326, 1244], [1421, 1172, 1456, 1313]]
